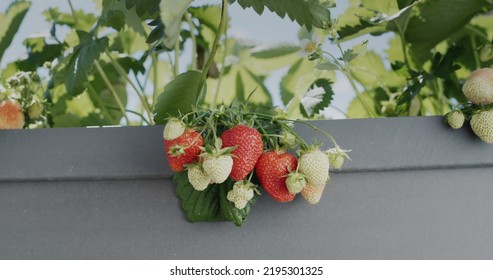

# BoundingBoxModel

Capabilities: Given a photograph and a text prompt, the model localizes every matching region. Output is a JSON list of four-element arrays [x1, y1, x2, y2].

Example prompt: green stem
[[196, 0, 228, 106], [67, 0, 78, 27], [106, 106, 151, 125], [344, 68, 377, 118], [105, 50, 154, 124], [94, 61, 130, 125], [185, 12, 198, 70], [470, 34, 481, 70], [87, 83, 116, 124], [151, 53, 159, 106], [211, 20, 229, 109], [295, 119, 338, 147], [174, 38, 180, 76]]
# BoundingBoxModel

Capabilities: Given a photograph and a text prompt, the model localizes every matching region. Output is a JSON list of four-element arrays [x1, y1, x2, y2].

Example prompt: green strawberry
[[480, 44, 493, 62], [325, 146, 351, 170], [163, 118, 186, 140], [187, 164, 211, 191], [285, 171, 306, 194], [298, 148, 330, 186], [470, 110, 493, 143], [462, 68, 493, 105], [446, 110, 465, 130]]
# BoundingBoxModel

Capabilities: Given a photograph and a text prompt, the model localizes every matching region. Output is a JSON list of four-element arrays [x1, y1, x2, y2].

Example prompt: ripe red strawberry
[[164, 129, 204, 172], [0, 99, 25, 129], [221, 125, 264, 181], [255, 150, 297, 202]]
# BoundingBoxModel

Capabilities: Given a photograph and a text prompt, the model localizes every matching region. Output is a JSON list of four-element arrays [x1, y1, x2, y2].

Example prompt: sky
[[0, 0, 391, 119]]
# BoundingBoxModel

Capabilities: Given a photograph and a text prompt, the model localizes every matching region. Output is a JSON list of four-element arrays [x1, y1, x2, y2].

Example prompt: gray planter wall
[[1, 116, 493, 259]]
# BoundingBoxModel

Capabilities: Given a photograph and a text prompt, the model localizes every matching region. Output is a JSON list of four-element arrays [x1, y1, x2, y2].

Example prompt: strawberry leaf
[[0, 1, 31, 64], [219, 180, 257, 227], [174, 171, 226, 223], [65, 31, 109, 96], [300, 78, 334, 118], [227, 0, 332, 31], [153, 70, 204, 124]]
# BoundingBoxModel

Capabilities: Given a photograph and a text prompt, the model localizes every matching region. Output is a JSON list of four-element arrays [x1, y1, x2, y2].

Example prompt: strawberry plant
[[1, 0, 493, 224], [163, 105, 350, 226]]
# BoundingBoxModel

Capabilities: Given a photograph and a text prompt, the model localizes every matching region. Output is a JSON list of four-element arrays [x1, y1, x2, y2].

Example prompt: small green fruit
[[470, 110, 493, 144], [446, 110, 465, 130], [462, 68, 493, 105]]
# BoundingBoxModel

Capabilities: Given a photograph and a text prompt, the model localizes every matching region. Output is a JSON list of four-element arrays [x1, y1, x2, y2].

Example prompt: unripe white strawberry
[[285, 171, 306, 194], [462, 68, 493, 105], [163, 118, 186, 140], [279, 130, 297, 149], [28, 99, 44, 120], [227, 181, 256, 209], [298, 148, 330, 186], [470, 110, 493, 143], [446, 110, 465, 129], [187, 164, 211, 191], [300, 184, 325, 204], [0, 99, 25, 129], [202, 154, 233, 184], [324, 146, 351, 170], [480, 44, 493, 62]]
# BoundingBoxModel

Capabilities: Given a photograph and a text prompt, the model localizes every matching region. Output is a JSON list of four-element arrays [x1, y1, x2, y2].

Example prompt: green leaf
[[219, 181, 257, 227], [189, 5, 222, 33], [122, 0, 160, 18], [315, 62, 339, 71], [16, 37, 64, 71], [394, 0, 493, 63], [346, 91, 377, 118], [299, 78, 334, 118], [349, 51, 406, 89], [65, 32, 109, 96], [281, 58, 335, 118], [228, 0, 332, 30], [160, 0, 194, 49], [0, 1, 31, 64], [251, 45, 300, 59], [154, 70, 203, 124], [101, 0, 148, 35], [43, 8, 98, 31], [174, 171, 225, 223]]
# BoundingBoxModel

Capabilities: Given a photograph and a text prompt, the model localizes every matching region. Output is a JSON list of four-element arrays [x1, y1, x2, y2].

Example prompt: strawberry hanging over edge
[[0, 99, 25, 130], [164, 129, 204, 172], [221, 125, 264, 181], [255, 150, 297, 203]]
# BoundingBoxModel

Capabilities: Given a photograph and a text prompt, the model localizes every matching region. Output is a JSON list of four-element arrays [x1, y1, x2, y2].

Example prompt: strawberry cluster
[[0, 71, 47, 130], [446, 68, 493, 143], [162, 106, 350, 226]]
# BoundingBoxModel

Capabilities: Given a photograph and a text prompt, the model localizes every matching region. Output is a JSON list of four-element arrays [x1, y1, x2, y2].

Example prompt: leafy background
[[0, 0, 492, 126]]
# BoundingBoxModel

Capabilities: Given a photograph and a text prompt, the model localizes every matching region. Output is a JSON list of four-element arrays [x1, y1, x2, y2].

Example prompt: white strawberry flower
[[298, 33, 320, 57]]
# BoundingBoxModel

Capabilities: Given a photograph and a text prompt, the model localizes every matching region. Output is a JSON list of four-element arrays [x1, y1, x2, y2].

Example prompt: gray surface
[[2, 116, 493, 181], [1, 116, 493, 259]]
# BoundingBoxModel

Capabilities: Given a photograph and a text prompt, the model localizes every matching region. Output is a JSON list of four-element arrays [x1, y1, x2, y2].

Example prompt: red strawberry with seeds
[[255, 150, 297, 202], [164, 129, 204, 172], [221, 125, 264, 181], [0, 99, 25, 130]]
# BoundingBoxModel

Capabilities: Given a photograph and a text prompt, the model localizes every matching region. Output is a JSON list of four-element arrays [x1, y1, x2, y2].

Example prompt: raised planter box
[[1, 116, 493, 259]]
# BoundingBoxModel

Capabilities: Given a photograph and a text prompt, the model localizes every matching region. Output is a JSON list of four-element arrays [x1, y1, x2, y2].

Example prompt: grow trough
[[1, 116, 493, 259]]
